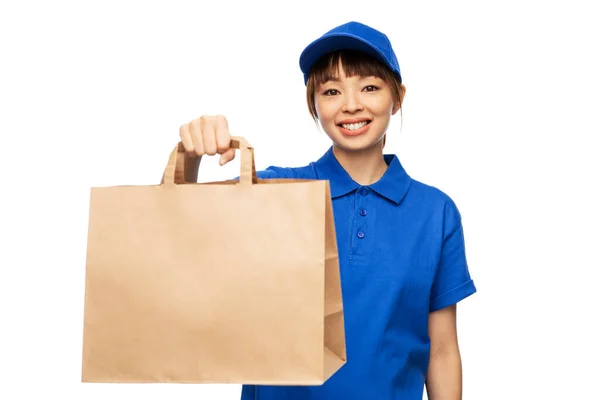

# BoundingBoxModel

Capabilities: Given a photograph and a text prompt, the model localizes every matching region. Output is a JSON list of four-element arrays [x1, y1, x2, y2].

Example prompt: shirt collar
[[314, 146, 412, 205]]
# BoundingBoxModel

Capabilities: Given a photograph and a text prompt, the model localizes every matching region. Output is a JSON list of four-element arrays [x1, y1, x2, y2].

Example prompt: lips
[[337, 119, 372, 136]]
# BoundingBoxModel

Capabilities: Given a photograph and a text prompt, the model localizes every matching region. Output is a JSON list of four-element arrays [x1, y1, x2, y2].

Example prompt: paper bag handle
[[162, 136, 257, 185]]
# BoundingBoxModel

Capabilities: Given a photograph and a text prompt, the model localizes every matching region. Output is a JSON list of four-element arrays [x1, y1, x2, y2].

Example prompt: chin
[[329, 133, 384, 153]]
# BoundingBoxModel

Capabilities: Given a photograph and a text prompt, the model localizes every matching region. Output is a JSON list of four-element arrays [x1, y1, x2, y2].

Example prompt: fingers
[[189, 118, 204, 156], [215, 115, 231, 154], [215, 115, 235, 165], [179, 123, 194, 154], [179, 115, 234, 164], [219, 148, 236, 166], [201, 117, 218, 155]]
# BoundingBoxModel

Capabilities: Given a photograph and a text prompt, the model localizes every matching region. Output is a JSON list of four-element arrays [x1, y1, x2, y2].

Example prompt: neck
[[332, 142, 389, 186]]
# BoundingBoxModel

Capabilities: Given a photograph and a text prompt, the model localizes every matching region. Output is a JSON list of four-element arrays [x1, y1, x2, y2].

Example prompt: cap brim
[[299, 33, 392, 77]]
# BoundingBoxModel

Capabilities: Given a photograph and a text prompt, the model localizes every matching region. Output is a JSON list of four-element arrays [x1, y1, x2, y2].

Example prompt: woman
[[180, 21, 476, 400]]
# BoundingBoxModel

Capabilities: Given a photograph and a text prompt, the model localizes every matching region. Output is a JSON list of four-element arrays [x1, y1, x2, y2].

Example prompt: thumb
[[219, 148, 236, 166]]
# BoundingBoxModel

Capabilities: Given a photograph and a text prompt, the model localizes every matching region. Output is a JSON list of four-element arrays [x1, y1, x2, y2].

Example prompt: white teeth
[[342, 121, 368, 131]]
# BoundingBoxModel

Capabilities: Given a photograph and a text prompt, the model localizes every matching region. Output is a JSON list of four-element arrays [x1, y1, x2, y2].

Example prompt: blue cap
[[299, 21, 402, 85]]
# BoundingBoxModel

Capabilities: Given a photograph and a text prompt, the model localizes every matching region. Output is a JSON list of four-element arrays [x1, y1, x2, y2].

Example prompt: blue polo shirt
[[241, 146, 476, 400]]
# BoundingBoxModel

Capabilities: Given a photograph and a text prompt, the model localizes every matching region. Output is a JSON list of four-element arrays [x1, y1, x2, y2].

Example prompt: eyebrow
[[322, 75, 381, 83]]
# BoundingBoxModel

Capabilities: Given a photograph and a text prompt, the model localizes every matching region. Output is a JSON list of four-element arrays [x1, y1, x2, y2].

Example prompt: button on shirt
[[241, 146, 476, 400]]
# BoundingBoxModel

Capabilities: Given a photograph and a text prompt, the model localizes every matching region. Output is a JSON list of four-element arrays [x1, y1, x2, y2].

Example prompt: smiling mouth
[[337, 120, 371, 131]]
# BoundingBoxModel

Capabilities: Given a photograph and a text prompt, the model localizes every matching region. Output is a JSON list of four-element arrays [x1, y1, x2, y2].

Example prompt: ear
[[392, 83, 406, 115]]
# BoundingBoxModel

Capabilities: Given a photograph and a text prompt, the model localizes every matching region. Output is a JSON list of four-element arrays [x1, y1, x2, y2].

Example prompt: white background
[[1, 0, 599, 399]]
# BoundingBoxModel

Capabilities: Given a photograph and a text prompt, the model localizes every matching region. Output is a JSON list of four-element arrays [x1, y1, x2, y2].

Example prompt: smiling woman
[[178, 21, 476, 400], [306, 50, 405, 151]]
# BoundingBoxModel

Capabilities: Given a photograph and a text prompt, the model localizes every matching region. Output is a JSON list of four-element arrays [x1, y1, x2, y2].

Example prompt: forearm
[[425, 350, 462, 400]]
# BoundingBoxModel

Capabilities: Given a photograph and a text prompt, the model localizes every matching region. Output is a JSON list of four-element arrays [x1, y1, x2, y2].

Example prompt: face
[[314, 66, 401, 152]]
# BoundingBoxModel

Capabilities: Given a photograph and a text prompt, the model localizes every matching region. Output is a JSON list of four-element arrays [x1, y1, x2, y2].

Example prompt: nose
[[342, 91, 363, 113]]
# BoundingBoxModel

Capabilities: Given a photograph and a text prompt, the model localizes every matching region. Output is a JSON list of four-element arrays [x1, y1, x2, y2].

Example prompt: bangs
[[310, 50, 392, 86]]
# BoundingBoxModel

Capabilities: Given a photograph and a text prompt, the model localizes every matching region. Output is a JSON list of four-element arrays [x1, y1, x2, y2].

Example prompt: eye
[[323, 89, 340, 96], [363, 85, 379, 92]]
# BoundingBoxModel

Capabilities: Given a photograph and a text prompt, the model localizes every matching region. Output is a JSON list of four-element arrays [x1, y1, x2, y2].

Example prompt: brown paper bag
[[81, 137, 346, 384]]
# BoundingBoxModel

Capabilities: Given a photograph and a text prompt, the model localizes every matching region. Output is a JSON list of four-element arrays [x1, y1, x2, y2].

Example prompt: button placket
[[352, 187, 370, 253]]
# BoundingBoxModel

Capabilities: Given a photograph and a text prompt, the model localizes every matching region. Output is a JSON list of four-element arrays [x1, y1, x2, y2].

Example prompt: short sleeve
[[429, 201, 476, 312]]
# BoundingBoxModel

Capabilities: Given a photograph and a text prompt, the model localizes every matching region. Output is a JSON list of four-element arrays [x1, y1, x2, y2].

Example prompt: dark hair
[[305, 50, 405, 120]]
